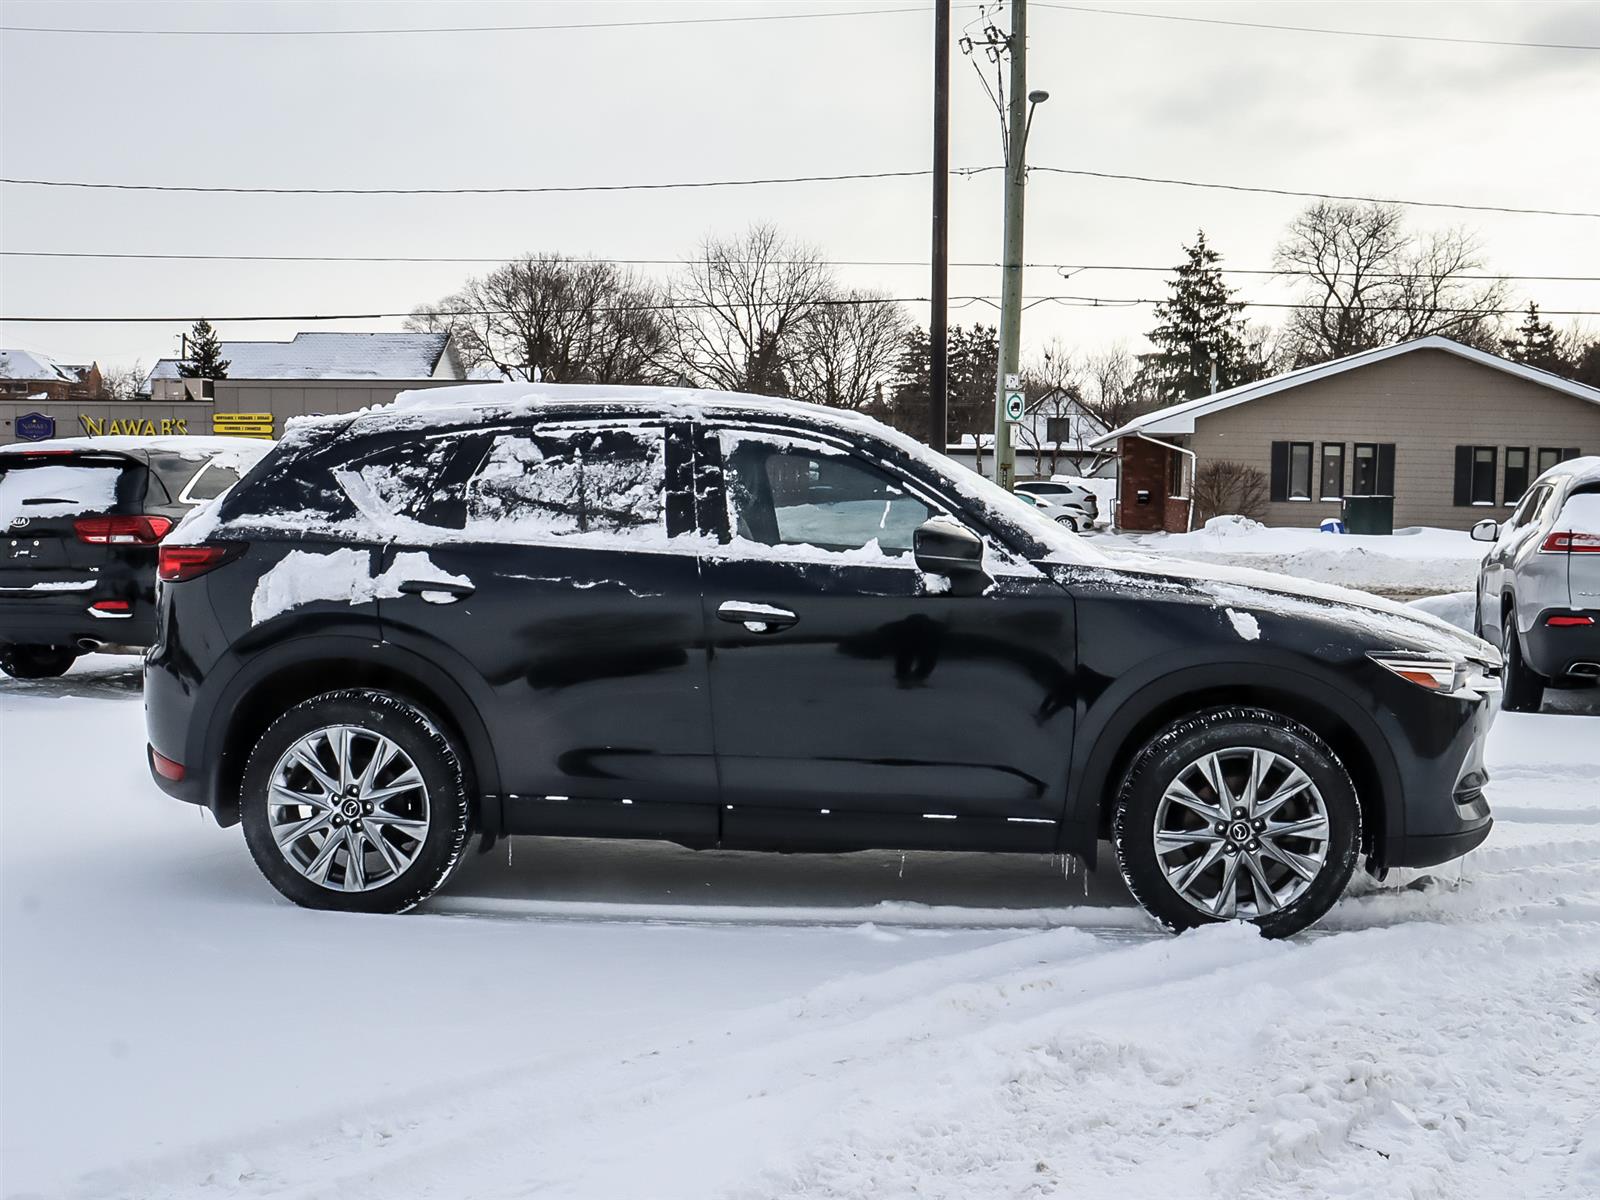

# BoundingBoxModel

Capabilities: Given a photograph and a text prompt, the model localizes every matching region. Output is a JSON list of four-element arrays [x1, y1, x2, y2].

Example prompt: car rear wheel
[[239, 689, 472, 913], [1113, 707, 1360, 937], [0, 644, 79, 680], [1501, 622, 1546, 713], [1054, 515, 1079, 532]]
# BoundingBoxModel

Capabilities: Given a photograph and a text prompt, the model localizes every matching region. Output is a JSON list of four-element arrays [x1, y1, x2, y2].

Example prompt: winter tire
[[1501, 622, 1545, 713], [0, 644, 79, 680], [1055, 515, 1079, 532], [240, 689, 472, 913], [1113, 707, 1360, 938]]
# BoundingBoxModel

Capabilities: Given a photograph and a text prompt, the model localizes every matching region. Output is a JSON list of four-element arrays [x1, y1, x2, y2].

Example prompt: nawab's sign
[[79, 415, 189, 436]]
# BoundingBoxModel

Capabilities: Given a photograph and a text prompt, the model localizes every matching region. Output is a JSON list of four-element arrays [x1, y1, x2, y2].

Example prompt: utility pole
[[928, 0, 950, 453], [991, 0, 1044, 491]]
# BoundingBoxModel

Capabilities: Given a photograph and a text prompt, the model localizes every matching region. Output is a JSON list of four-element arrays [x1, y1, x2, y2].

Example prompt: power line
[[6, 164, 1591, 218], [3, 249, 1592, 283], [1034, 3, 1600, 52], [1032, 167, 1600, 220], [8, 296, 1600, 325], [0, 167, 981, 197], [0, 5, 951, 37]]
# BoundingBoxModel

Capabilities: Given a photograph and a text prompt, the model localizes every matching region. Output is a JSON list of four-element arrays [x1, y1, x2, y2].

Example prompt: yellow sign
[[212, 413, 275, 439], [80, 415, 188, 436]]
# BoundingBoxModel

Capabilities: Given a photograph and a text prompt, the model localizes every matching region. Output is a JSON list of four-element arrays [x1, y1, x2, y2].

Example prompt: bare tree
[[406, 254, 668, 384], [101, 360, 146, 401], [667, 224, 834, 395], [787, 289, 910, 410], [1275, 202, 1508, 366], [1016, 339, 1084, 476], [1080, 344, 1161, 431]]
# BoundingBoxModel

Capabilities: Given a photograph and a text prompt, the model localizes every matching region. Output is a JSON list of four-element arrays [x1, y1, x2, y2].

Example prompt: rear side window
[[1559, 487, 1600, 535], [460, 425, 666, 541], [178, 461, 242, 503], [0, 456, 142, 523]]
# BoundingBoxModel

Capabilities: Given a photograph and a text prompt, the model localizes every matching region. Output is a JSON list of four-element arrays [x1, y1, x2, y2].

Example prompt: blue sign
[[15, 412, 56, 441]]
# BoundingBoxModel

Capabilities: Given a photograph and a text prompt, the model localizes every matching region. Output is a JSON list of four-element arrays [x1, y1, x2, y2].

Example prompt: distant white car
[[1014, 479, 1098, 532]]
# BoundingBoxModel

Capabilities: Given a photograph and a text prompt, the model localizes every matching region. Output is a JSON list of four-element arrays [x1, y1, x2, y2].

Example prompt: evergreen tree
[[178, 319, 230, 379], [1136, 231, 1254, 405], [1500, 303, 1569, 374]]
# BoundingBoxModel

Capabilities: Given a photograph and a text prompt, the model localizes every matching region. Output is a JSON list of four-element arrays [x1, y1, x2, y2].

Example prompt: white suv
[[1014, 479, 1099, 532]]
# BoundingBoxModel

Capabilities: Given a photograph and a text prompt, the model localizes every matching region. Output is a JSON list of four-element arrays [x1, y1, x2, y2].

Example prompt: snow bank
[[1408, 591, 1476, 633], [1101, 523, 1486, 595]]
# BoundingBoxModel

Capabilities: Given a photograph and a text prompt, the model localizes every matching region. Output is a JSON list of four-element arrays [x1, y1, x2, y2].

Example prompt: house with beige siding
[[1092, 336, 1600, 533]]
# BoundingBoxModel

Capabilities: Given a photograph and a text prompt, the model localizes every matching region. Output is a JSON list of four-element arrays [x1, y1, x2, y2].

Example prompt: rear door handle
[[397, 579, 475, 601], [717, 601, 798, 632]]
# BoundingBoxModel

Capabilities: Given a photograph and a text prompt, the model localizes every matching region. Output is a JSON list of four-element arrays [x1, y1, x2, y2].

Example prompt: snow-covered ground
[[3, 656, 1597, 1199], [1098, 517, 1485, 597]]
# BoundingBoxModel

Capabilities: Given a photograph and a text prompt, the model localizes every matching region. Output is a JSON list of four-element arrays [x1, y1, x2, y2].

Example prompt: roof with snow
[[144, 332, 453, 385], [0, 349, 90, 383], [1090, 336, 1600, 447]]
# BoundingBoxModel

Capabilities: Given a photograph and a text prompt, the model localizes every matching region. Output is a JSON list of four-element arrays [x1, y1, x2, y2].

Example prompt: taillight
[[1541, 531, 1600, 553], [150, 748, 185, 782], [157, 543, 239, 582], [74, 514, 173, 545], [1547, 615, 1596, 627]]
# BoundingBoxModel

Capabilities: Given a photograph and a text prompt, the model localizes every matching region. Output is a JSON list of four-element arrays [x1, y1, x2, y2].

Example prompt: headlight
[[1368, 651, 1500, 698]]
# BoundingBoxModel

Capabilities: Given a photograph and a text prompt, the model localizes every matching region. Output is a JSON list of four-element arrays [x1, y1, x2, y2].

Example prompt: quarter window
[[721, 434, 935, 555]]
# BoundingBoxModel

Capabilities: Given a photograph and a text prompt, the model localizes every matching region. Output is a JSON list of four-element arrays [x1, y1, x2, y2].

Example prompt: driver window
[[722, 434, 936, 555]]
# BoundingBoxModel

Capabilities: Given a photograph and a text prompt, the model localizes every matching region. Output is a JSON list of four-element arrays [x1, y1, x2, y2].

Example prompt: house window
[[1454, 445, 1497, 506], [1537, 447, 1583, 476], [1046, 417, 1072, 444], [1504, 448, 1530, 504], [1287, 442, 1314, 500], [1168, 449, 1188, 498], [1319, 444, 1345, 501]]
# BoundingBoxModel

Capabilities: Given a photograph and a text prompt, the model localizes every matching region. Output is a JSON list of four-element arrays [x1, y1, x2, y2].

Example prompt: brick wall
[[1118, 436, 1180, 531]]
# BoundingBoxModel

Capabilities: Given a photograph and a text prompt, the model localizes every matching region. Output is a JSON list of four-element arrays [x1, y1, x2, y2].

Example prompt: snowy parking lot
[[2, 653, 1597, 1199]]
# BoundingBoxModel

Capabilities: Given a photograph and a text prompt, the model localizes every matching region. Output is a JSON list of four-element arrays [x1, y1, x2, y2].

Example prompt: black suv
[[144, 386, 1500, 935], [0, 437, 269, 677]]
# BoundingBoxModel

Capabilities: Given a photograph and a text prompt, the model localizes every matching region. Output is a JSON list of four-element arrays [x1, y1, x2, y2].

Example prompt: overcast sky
[[2, 0, 1597, 376]]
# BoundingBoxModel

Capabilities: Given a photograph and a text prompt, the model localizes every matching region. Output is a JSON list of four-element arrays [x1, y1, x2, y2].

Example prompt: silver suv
[[1472, 456, 1600, 711], [1014, 478, 1099, 531]]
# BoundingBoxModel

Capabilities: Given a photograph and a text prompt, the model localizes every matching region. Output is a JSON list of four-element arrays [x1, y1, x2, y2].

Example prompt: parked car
[[1471, 455, 1600, 712], [144, 385, 1500, 936], [0, 436, 272, 678], [1014, 478, 1099, 531]]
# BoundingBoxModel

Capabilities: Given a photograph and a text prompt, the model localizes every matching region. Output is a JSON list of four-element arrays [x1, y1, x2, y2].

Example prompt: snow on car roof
[[0, 435, 276, 463]]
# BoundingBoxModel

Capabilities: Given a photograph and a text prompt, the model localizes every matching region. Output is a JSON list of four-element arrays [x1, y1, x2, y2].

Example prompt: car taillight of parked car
[[157, 543, 241, 583], [73, 514, 174, 545], [1539, 531, 1600, 553]]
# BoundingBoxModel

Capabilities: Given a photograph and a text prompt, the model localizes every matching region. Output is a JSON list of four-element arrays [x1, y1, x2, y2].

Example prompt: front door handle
[[717, 600, 798, 633], [397, 579, 475, 602]]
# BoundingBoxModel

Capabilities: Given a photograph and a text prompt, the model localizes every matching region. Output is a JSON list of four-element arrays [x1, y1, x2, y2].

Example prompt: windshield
[[0, 456, 141, 523]]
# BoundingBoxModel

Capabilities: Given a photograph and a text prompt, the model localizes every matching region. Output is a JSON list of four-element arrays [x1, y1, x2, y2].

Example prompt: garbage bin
[[1342, 495, 1394, 535]]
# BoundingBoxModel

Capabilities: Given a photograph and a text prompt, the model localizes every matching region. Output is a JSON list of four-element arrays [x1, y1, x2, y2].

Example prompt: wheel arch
[[1061, 661, 1400, 868], [203, 635, 501, 828]]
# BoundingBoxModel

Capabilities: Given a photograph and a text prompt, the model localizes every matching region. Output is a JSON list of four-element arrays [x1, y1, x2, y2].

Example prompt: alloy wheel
[[1153, 746, 1330, 918], [267, 724, 431, 892]]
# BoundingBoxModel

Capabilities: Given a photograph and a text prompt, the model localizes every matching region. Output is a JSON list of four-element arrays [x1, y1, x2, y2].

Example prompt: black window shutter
[[1452, 446, 1471, 506], [1269, 441, 1289, 502], [1376, 444, 1395, 497], [1564, 447, 1582, 461]]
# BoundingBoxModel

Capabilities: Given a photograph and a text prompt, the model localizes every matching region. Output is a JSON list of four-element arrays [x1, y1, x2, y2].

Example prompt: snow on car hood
[[1066, 546, 1496, 661]]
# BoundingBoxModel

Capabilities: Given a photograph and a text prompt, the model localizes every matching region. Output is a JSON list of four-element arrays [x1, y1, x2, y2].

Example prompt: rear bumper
[[1523, 609, 1600, 679], [0, 594, 157, 649]]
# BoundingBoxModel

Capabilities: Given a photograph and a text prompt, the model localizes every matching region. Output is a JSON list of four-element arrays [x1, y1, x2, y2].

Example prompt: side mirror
[[1470, 519, 1500, 543], [913, 518, 990, 595]]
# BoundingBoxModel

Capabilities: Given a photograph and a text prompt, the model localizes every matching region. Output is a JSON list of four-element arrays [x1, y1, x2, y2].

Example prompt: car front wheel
[[240, 689, 473, 913], [1113, 707, 1360, 937], [1054, 515, 1079, 532]]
